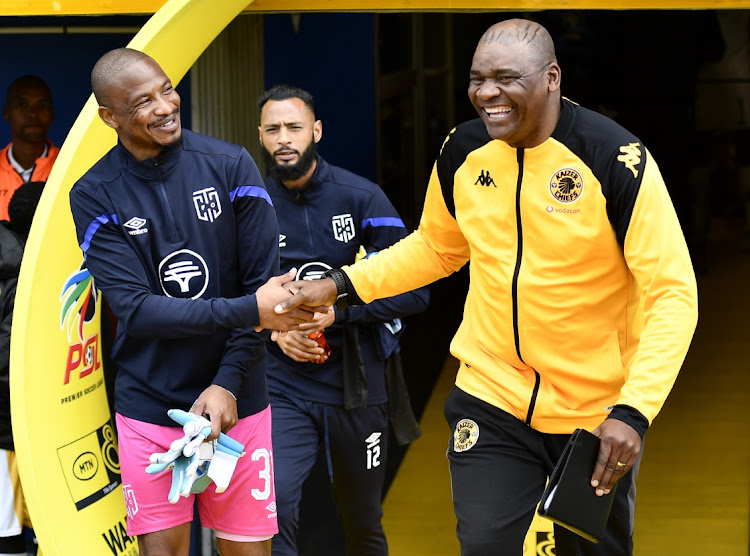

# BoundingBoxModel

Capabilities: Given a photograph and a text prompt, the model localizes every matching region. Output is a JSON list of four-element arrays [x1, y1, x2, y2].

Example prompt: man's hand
[[190, 384, 238, 441], [590, 419, 642, 496], [276, 329, 324, 362], [255, 269, 328, 332], [274, 277, 338, 314], [276, 308, 335, 362]]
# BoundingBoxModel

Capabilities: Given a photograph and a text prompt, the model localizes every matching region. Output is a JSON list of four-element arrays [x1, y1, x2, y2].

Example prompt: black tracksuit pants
[[270, 389, 389, 556], [444, 386, 640, 556]]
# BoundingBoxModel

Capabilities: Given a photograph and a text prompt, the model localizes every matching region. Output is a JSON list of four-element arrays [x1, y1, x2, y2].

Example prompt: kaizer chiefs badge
[[550, 168, 583, 203], [453, 419, 479, 452]]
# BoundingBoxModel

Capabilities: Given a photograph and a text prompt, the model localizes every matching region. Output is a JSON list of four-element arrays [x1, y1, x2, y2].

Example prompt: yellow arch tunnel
[[6, 0, 750, 555]]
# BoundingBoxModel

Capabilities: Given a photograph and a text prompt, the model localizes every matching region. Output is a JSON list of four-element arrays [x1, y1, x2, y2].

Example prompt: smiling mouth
[[152, 113, 179, 130], [484, 107, 512, 120]]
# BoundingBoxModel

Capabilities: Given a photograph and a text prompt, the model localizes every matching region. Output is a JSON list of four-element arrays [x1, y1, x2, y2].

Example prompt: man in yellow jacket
[[272, 18, 698, 556], [0, 75, 59, 222]]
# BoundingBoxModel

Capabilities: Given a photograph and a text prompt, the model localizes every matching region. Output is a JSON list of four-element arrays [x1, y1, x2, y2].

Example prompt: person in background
[[1, 76, 58, 221], [258, 84, 429, 556], [271, 18, 698, 556], [0, 180, 45, 556]]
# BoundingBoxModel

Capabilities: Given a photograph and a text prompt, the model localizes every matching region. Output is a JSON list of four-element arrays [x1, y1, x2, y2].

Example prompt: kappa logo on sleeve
[[617, 143, 642, 178]]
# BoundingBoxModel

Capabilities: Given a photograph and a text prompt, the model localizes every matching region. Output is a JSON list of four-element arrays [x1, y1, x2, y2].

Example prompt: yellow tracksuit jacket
[[343, 99, 698, 434]]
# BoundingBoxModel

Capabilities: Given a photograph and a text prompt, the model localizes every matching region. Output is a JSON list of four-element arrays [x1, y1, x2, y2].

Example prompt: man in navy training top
[[258, 83, 429, 556], [69, 49, 321, 556]]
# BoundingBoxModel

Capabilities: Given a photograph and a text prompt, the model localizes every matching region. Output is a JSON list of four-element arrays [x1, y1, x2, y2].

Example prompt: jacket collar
[[115, 135, 183, 179], [551, 98, 575, 144]]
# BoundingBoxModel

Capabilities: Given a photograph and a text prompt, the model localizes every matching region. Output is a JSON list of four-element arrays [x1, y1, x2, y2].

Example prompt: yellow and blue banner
[[9, 1, 253, 553]]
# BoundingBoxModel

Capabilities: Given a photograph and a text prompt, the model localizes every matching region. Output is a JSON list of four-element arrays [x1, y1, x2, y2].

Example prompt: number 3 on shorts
[[251, 448, 271, 500]]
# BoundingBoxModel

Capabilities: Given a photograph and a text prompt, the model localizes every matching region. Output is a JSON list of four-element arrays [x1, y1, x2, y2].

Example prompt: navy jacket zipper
[[154, 161, 178, 240]]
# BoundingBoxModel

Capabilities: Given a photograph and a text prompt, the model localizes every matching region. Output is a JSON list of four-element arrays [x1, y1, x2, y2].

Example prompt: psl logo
[[60, 262, 102, 385], [64, 333, 102, 385], [332, 214, 355, 243], [193, 187, 222, 222], [60, 262, 98, 343], [617, 142, 642, 178]]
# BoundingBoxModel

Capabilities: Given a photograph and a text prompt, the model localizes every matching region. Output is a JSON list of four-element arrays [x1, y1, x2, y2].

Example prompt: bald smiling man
[[270, 18, 698, 556]]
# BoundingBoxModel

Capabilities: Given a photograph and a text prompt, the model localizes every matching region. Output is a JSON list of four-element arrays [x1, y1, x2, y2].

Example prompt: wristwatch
[[324, 268, 349, 311]]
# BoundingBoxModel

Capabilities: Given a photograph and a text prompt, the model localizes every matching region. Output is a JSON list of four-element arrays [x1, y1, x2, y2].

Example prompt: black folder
[[537, 428, 617, 543]]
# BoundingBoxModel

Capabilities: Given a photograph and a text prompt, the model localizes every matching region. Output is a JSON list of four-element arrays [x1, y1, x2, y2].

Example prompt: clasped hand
[[254, 269, 332, 339], [275, 307, 335, 361]]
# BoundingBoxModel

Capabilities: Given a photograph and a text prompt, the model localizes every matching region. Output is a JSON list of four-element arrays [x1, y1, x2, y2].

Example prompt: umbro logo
[[475, 169, 496, 187], [265, 501, 278, 518], [124, 216, 149, 236], [279, 234, 287, 248]]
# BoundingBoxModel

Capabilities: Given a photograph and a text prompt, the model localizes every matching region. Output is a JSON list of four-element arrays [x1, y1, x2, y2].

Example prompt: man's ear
[[258, 126, 264, 147], [547, 63, 562, 93], [98, 106, 117, 130], [313, 120, 323, 144]]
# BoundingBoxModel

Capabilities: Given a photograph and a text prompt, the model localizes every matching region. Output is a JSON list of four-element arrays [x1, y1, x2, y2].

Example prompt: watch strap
[[324, 268, 349, 310]]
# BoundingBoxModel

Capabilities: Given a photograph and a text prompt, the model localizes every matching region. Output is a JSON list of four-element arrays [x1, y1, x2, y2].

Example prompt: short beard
[[155, 133, 182, 157], [262, 140, 318, 184]]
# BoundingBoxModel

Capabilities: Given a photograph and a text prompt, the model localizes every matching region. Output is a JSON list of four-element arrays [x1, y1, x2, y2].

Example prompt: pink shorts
[[116, 407, 277, 540]]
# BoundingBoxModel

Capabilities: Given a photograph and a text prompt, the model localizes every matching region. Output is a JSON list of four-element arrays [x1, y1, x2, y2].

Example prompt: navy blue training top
[[265, 156, 429, 406], [69, 129, 279, 426]]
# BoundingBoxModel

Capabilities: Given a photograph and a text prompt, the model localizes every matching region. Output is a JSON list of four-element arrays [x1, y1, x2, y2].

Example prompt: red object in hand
[[308, 331, 331, 364]]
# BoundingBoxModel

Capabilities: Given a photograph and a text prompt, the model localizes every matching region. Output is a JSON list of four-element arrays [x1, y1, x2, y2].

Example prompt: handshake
[[254, 267, 341, 338]]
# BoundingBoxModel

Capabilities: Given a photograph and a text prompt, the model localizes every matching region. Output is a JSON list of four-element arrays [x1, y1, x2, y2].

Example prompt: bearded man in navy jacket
[[258, 84, 429, 556]]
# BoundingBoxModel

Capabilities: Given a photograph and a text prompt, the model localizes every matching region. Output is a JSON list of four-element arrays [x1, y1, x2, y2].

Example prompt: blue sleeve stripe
[[230, 185, 273, 206], [362, 216, 405, 228], [80, 213, 119, 254]]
